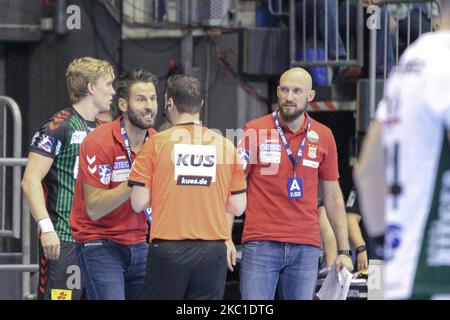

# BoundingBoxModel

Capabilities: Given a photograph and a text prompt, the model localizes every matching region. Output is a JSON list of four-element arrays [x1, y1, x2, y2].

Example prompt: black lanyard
[[272, 111, 311, 177]]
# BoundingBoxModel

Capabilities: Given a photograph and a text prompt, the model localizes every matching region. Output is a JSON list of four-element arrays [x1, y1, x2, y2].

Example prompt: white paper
[[317, 262, 354, 300]]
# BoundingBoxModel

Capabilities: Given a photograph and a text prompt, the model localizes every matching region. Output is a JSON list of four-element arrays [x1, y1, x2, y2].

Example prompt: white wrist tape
[[38, 218, 55, 234]]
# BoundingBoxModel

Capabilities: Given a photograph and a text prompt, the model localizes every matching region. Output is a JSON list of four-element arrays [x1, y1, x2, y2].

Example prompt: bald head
[[277, 68, 316, 124], [279, 68, 313, 91]]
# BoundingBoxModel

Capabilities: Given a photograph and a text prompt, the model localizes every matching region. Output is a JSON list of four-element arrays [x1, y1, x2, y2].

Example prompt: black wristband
[[338, 249, 352, 257], [356, 245, 367, 254]]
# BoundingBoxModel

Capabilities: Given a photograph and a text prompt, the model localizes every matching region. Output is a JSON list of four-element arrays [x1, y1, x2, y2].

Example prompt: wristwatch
[[337, 249, 352, 257], [356, 245, 367, 254]]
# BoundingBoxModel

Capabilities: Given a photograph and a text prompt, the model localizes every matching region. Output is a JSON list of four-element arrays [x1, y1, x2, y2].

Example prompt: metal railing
[[0, 96, 36, 299], [368, 0, 437, 117], [0, 96, 23, 239], [268, 0, 364, 68], [388, 0, 437, 66]]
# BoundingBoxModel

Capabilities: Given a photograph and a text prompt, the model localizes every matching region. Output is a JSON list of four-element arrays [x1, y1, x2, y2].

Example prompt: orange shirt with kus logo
[[238, 112, 339, 246], [128, 123, 247, 242]]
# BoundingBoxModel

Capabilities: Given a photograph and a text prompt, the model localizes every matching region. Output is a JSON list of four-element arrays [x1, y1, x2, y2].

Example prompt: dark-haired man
[[128, 75, 247, 300], [70, 69, 158, 300]]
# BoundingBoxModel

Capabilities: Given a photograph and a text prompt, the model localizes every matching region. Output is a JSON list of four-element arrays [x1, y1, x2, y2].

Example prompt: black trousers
[[141, 239, 227, 300]]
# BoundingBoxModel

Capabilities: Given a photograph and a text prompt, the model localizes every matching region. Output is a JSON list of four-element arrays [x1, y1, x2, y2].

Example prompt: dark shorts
[[38, 241, 83, 300], [142, 239, 227, 300]]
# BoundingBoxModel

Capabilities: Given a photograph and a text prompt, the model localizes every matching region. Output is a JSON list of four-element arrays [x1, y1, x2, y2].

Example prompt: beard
[[127, 106, 155, 130], [279, 102, 307, 123]]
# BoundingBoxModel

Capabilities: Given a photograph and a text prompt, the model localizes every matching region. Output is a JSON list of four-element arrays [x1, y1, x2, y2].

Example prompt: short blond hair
[[65, 57, 115, 104]]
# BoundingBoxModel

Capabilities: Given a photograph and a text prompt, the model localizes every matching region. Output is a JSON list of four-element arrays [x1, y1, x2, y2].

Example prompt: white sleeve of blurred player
[[353, 120, 386, 237]]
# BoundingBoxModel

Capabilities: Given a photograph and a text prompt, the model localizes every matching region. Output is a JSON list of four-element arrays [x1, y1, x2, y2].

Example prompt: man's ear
[[118, 97, 127, 112], [167, 97, 175, 110], [164, 97, 172, 114], [87, 82, 95, 95], [308, 90, 316, 102]]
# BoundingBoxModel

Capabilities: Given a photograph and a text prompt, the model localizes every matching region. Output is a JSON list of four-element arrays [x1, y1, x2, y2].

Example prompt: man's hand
[[225, 239, 236, 271], [356, 251, 369, 271], [41, 231, 61, 260], [335, 255, 354, 273]]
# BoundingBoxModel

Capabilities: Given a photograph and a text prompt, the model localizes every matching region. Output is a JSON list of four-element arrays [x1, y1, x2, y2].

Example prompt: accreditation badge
[[288, 177, 304, 199]]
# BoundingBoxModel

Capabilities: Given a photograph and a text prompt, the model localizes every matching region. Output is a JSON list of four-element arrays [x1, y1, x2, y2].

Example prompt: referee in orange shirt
[[128, 75, 247, 300]]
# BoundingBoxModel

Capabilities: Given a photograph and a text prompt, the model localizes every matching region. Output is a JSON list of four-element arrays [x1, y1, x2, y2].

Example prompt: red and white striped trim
[[308, 101, 336, 111], [307, 101, 356, 111]]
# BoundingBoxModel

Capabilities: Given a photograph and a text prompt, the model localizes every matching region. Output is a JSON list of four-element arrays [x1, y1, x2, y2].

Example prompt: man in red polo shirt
[[70, 69, 157, 300], [238, 67, 353, 300]]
